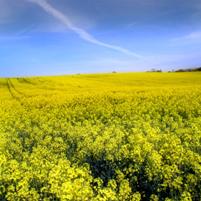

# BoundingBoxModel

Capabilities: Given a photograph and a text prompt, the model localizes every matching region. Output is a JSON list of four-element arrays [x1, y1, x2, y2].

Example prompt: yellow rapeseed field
[[0, 72, 201, 200]]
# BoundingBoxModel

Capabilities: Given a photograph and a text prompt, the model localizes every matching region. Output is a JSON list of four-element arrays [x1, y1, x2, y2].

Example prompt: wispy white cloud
[[183, 31, 201, 40], [172, 31, 201, 44], [17, 25, 33, 35], [26, 0, 142, 58], [44, 52, 201, 74], [0, 25, 33, 42], [0, 35, 29, 42]]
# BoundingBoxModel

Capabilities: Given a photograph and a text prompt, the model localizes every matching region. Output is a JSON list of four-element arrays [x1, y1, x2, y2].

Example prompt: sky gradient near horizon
[[1, 0, 201, 76]]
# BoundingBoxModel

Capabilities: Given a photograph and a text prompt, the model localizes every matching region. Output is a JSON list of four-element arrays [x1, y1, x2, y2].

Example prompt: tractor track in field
[[7, 79, 20, 101], [6, 78, 28, 103]]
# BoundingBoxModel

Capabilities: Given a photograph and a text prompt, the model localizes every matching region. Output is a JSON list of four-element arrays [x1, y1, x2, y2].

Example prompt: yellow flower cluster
[[0, 73, 201, 200]]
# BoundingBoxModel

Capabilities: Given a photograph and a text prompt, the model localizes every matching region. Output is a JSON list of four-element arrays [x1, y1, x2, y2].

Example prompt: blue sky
[[1, 0, 201, 76]]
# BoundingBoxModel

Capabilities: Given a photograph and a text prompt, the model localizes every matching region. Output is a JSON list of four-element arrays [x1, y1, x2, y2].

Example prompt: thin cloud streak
[[171, 31, 201, 44], [0, 35, 29, 42], [183, 31, 201, 40], [27, 0, 142, 58]]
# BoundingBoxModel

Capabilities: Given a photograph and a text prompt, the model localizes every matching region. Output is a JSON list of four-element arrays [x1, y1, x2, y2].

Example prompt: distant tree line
[[175, 67, 201, 72], [147, 68, 162, 72], [146, 67, 201, 73]]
